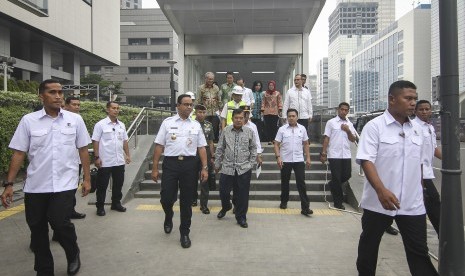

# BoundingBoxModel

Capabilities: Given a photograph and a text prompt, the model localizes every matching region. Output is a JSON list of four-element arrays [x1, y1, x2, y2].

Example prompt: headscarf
[[266, 80, 276, 95], [252, 80, 263, 92]]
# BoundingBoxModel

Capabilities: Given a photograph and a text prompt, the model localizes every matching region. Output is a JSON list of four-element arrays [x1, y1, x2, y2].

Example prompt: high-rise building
[[86, 9, 178, 106], [327, 0, 395, 108], [317, 58, 328, 107], [431, 0, 465, 114], [121, 0, 140, 9], [347, 5, 431, 114], [0, 1, 119, 84]]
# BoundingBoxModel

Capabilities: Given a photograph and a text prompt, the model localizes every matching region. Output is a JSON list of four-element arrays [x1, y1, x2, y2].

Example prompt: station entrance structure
[[157, 0, 326, 94]]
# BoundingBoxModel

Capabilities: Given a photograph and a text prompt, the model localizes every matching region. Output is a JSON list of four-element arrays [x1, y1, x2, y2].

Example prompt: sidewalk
[[0, 195, 437, 276]]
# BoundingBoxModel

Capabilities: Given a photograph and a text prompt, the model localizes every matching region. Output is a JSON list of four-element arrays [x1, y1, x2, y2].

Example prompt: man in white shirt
[[414, 99, 442, 235], [320, 102, 357, 210], [282, 74, 313, 132], [236, 77, 255, 108], [92, 101, 131, 216], [1, 79, 92, 276], [356, 80, 438, 275], [220, 86, 246, 129], [273, 108, 313, 216]]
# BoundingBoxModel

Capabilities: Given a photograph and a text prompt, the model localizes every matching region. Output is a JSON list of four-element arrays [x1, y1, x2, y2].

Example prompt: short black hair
[[287, 108, 298, 116], [195, 104, 206, 111], [301, 73, 307, 79], [226, 71, 234, 78], [177, 94, 192, 104], [388, 80, 417, 97], [65, 96, 80, 105], [338, 102, 350, 109], [39, 79, 60, 94], [416, 100, 431, 110], [232, 108, 244, 117], [236, 76, 244, 82], [106, 101, 119, 108]]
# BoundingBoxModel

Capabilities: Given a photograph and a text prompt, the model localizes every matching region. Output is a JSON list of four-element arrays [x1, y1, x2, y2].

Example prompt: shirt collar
[[384, 110, 412, 127], [174, 113, 193, 122], [230, 126, 243, 132], [105, 116, 120, 125], [38, 108, 64, 119], [336, 116, 347, 122], [414, 116, 429, 125]]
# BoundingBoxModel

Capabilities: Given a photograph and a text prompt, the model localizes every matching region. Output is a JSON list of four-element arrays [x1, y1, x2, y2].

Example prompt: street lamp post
[[167, 60, 177, 111], [0, 56, 16, 92]]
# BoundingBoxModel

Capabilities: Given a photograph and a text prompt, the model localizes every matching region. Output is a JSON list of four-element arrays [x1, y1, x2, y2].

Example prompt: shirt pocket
[[30, 129, 48, 148], [378, 136, 400, 157], [409, 135, 422, 159], [60, 128, 76, 145], [116, 129, 125, 140], [102, 129, 114, 140]]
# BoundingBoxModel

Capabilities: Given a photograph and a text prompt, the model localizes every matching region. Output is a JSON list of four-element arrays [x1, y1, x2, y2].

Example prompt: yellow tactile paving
[[0, 204, 25, 220], [136, 204, 342, 216]]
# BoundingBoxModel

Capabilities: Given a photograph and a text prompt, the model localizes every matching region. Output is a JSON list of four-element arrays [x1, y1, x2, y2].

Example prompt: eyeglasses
[[181, 103, 194, 107]]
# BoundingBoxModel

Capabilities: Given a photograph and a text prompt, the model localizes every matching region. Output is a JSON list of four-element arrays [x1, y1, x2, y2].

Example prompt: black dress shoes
[[111, 204, 127, 212], [279, 203, 287, 209], [192, 201, 198, 207], [164, 220, 173, 234], [96, 208, 106, 216], [180, 235, 191, 248], [70, 211, 86, 219], [200, 206, 210, 214], [301, 209, 314, 216], [237, 220, 248, 228], [334, 203, 346, 210], [67, 249, 81, 275], [385, 225, 399, 235], [217, 205, 232, 219]]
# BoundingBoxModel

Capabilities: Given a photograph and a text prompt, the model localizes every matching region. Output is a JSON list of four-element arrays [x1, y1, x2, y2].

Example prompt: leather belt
[[165, 156, 195, 161]]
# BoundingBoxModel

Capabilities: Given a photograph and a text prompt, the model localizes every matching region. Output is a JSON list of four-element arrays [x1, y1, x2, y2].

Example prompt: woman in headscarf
[[261, 80, 283, 145]]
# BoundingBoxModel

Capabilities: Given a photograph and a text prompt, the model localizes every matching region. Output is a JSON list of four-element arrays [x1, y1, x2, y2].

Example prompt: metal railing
[[126, 107, 176, 149]]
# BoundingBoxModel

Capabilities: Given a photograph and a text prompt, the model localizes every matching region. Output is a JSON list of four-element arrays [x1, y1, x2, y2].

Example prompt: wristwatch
[[202, 165, 208, 170], [2, 180, 13, 187]]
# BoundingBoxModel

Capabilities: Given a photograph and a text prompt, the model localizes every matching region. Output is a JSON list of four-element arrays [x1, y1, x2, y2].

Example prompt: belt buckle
[[178, 156, 184, 161]]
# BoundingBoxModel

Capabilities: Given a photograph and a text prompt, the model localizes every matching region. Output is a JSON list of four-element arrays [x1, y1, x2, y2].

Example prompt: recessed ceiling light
[[216, 71, 239, 74], [199, 19, 235, 23], [252, 71, 275, 74]]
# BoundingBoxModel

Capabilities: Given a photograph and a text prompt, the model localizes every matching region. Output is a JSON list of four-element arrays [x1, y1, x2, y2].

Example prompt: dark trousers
[[219, 170, 252, 222], [96, 165, 125, 208], [160, 157, 197, 235], [297, 119, 309, 136], [25, 190, 79, 275], [357, 209, 438, 276], [193, 155, 215, 207], [251, 118, 265, 142], [264, 114, 279, 142], [423, 179, 441, 235], [328, 158, 352, 206], [280, 162, 310, 210], [206, 115, 220, 142]]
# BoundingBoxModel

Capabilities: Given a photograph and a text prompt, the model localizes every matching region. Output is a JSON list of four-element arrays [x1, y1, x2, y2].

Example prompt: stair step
[[139, 179, 330, 191], [148, 160, 328, 170], [134, 190, 333, 202]]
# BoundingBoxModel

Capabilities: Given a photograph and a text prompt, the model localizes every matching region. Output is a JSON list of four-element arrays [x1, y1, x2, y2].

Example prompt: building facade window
[[150, 38, 170, 45], [151, 67, 170, 74], [82, 0, 92, 5], [14, 0, 48, 15], [128, 53, 147, 60], [129, 67, 147, 74], [128, 38, 147, 45], [150, 52, 170, 59]]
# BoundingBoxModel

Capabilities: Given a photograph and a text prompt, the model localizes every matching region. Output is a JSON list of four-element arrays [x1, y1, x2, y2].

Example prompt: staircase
[[134, 144, 333, 202]]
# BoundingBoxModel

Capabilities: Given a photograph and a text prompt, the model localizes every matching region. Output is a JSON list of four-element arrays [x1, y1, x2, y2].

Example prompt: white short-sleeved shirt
[[155, 114, 207, 156], [356, 110, 426, 216], [274, 123, 309, 162], [91, 117, 128, 168], [242, 87, 255, 106], [414, 117, 437, 179], [244, 120, 263, 154], [324, 116, 356, 159], [9, 109, 91, 193]]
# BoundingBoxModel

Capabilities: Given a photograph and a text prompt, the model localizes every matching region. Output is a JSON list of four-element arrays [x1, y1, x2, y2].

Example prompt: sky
[[142, 0, 425, 74]]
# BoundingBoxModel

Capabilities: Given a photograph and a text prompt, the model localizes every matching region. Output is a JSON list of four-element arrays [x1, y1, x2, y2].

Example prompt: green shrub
[[0, 91, 141, 175]]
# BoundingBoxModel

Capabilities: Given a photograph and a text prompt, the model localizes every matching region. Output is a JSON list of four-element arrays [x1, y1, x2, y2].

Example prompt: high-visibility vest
[[190, 109, 196, 120], [226, 100, 246, 125]]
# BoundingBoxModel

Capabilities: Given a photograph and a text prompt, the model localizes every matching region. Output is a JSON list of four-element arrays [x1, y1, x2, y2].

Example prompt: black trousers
[[193, 154, 215, 207], [96, 165, 125, 208], [219, 170, 252, 222], [328, 158, 352, 206], [264, 115, 279, 142], [357, 209, 438, 276], [251, 118, 265, 142], [160, 157, 197, 235], [205, 115, 220, 142], [423, 179, 441, 235], [280, 162, 310, 210], [25, 190, 79, 275]]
